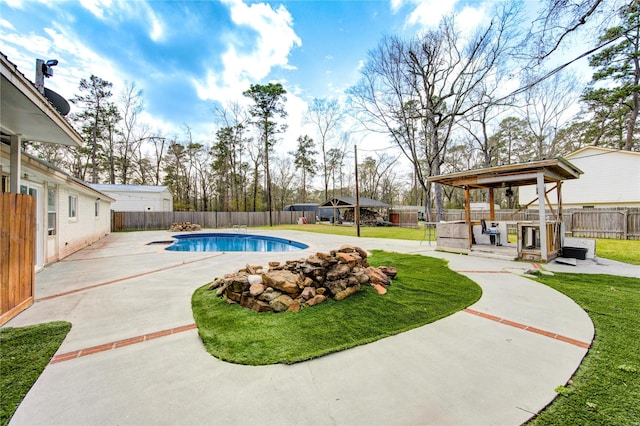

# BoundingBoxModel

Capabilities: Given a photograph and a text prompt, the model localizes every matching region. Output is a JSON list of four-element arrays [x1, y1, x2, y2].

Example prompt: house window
[[95, 199, 100, 218], [68, 195, 78, 219], [48, 188, 56, 235]]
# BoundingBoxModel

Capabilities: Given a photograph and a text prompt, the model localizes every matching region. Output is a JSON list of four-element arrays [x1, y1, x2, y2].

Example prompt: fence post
[[623, 209, 628, 240]]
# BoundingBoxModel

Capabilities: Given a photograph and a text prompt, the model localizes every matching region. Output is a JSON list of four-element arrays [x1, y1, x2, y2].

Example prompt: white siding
[[56, 185, 111, 260], [91, 186, 173, 212], [519, 148, 640, 208]]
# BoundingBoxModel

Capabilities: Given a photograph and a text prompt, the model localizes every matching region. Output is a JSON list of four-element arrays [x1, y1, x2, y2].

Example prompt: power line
[[500, 21, 640, 102]]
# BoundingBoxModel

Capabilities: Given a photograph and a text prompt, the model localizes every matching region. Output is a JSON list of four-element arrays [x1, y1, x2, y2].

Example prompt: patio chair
[[481, 219, 501, 246]]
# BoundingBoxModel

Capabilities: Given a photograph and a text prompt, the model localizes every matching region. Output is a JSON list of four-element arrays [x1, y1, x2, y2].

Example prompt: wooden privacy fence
[[565, 209, 640, 240], [112, 210, 317, 231], [1, 193, 35, 325], [112, 208, 640, 239], [440, 208, 640, 240]]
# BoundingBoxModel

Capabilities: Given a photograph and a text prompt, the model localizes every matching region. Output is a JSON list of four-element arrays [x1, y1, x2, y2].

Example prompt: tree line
[[25, 0, 638, 219]]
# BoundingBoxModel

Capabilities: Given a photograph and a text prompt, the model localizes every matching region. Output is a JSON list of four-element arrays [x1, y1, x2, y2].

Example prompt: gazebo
[[428, 158, 582, 262], [319, 197, 390, 224]]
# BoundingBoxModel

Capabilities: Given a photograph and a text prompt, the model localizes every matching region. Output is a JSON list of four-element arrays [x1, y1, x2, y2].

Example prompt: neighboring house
[[470, 203, 500, 211], [519, 147, 640, 209], [1, 52, 113, 270], [90, 184, 173, 211]]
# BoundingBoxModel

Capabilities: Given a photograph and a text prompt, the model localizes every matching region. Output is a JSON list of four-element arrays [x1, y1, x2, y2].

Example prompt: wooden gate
[[1, 193, 35, 325]]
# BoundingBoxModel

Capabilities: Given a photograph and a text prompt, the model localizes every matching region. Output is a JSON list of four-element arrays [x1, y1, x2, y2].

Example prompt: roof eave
[[0, 53, 83, 147]]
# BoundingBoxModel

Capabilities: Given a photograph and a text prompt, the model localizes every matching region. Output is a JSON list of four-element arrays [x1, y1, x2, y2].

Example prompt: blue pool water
[[165, 233, 308, 252]]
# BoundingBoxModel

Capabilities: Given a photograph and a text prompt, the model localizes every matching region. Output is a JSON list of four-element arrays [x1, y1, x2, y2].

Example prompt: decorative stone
[[215, 281, 230, 296], [229, 275, 250, 293], [325, 280, 347, 296], [365, 266, 390, 286], [316, 252, 333, 262], [336, 252, 357, 267], [248, 274, 263, 285], [379, 266, 398, 279], [306, 294, 327, 306], [372, 283, 387, 295], [353, 270, 370, 284], [339, 245, 356, 253], [287, 299, 301, 312], [169, 222, 201, 232], [257, 288, 282, 302], [353, 246, 369, 259], [300, 286, 316, 300], [270, 294, 294, 312], [211, 245, 395, 313], [250, 283, 266, 297], [226, 291, 242, 303], [262, 270, 300, 294], [326, 264, 351, 281], [251, 300, 272, 313], [334, 284, 360, 301], [208, 277, 224, 290]]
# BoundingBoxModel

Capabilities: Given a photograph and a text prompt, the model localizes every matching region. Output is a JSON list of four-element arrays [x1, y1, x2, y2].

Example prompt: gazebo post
[[537, 172, 548, 261], [488, 188, 495, 221], [465, 186, 472, 249], [557, 181, 563, 247]]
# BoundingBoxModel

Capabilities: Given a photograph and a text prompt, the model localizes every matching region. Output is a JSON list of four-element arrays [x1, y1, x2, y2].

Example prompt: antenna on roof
[[34, 58, 70, 115], [35, 58, 58, 94]]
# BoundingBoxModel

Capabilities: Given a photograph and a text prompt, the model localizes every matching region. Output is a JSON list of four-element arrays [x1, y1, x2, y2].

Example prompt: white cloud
[[0, 18, 15, 30], [79, 0, 112, 20], [194, 0, 302, 105], [405, 0, 457, 27], [78, 0, 165, 42], [148, 12, 164, 42], [456, 5, 487, 35], [390, 0, 405, 13], [1, 21, 129, 119]]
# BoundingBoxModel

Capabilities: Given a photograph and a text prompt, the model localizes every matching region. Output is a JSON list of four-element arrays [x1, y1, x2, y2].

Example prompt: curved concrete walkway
[[5, 229, 630, 425]]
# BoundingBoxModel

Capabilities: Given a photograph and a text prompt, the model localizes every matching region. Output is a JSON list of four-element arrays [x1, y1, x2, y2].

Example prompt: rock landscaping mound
[[170, 222, 201, 232], [208, 245, 397, 313]]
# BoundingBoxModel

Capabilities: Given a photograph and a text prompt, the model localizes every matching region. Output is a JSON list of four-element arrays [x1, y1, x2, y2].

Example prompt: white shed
[[519, 147, 640, 209], [90, 184, 173, 212]]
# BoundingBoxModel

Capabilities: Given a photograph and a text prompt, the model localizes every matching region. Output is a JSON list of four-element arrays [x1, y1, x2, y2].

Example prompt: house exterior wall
[[55, 185, 111, 260], [1, 144, 112, 268], [519, 148, 640, 208]]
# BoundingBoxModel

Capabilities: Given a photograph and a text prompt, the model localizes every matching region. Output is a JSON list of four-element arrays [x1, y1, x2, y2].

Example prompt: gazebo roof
[[319, 197, 390, 209], [428, 158, 582, 189]]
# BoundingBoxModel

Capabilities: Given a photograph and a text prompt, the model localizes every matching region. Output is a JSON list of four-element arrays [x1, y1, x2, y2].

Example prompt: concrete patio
[[6, 229, 636, 425]]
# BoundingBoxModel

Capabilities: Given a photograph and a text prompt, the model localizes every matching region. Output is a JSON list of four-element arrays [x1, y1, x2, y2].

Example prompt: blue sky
[[0, 0, 555, 153]]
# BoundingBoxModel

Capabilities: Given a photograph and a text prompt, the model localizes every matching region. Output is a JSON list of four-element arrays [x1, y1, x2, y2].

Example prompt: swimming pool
[[165, 233, 309, 252]]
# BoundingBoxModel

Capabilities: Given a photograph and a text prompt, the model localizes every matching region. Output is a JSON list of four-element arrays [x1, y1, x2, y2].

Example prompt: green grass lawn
[[260, 225, 640, 265], [256, 223, 431, 241], [0, 321, 71, 426], [529, 273, 640, 425], [192, 250, 481, 365], [596, 239, 640, 265]]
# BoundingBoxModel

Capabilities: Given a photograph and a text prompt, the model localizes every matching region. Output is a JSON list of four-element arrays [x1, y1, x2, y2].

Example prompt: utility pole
[[354, 145, 360, 237]]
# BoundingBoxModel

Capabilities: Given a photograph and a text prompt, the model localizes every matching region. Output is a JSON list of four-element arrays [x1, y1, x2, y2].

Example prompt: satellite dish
[[44, 87, 71, 116]]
